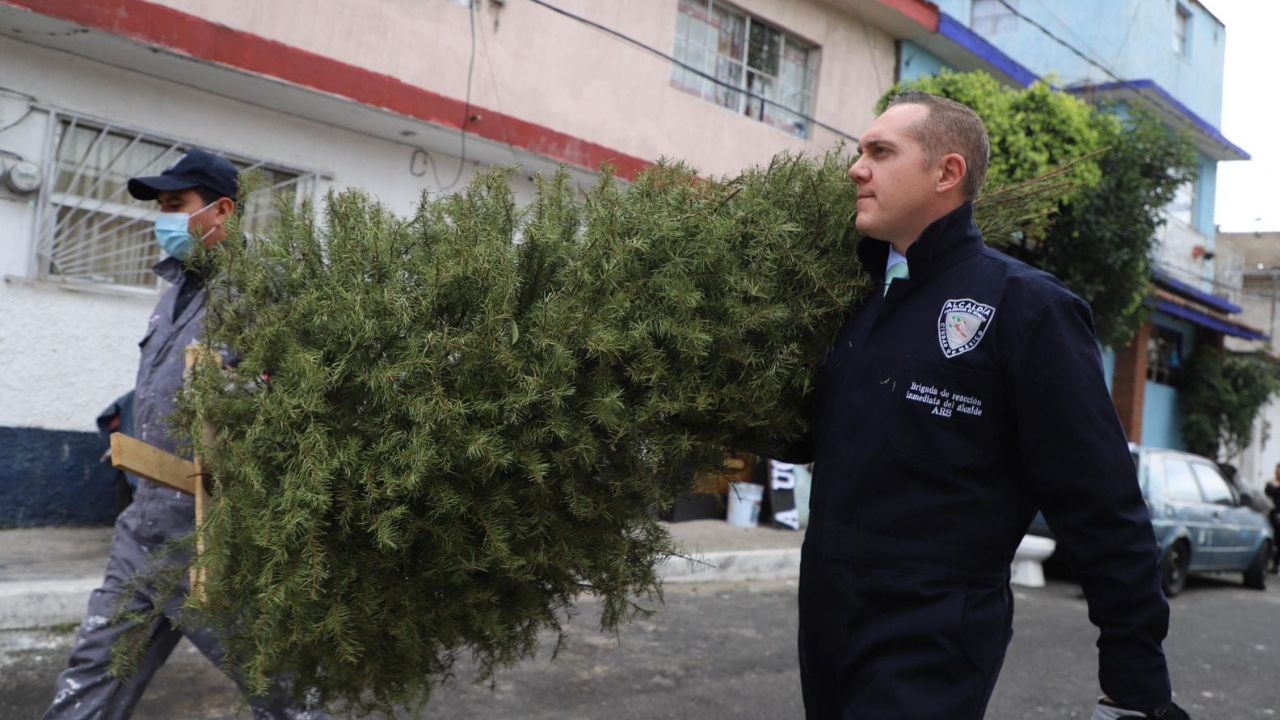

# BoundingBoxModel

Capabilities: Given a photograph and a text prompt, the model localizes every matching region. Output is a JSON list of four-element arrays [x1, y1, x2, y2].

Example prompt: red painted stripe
[[873, 0, 940, 32], [2, 0, 653, 179]]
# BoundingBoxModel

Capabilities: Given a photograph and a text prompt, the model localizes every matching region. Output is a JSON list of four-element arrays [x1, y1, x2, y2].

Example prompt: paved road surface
[[3, 573, 1276, 718]]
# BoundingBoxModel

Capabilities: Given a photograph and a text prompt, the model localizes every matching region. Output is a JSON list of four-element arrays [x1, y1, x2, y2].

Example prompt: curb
[[0, 548, 802, 630], [0, 579, 98, 631], [659, 548, 801, 584]]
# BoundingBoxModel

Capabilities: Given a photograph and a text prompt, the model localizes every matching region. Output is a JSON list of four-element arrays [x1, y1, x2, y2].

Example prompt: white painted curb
[[659, 549, 801, 583], [0, 579, 97, 630], [0, 549, 801, 630]]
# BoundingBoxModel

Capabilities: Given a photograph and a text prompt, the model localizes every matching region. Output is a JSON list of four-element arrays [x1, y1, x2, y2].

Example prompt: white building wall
[[0, 35, 508, 432], [0, 281, 155, 431], [1231, 399, 1280, 505], [1154, 213, 1214, 291], [1219, 230, 1280, 505]]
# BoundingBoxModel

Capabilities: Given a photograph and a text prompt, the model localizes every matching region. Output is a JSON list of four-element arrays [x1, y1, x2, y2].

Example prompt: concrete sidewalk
[[0, 520, 803, 630]]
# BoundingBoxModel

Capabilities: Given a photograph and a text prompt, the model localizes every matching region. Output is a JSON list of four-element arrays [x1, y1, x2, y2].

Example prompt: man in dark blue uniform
[[789, 92, 1189, 719]]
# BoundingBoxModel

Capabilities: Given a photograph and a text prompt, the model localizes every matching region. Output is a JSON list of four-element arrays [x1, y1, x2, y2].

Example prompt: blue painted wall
[[1143, 382, 1185, 451], [1141, 316, 1198, 450], [929, 1, 1226, 125], [903, 3, 1230, 456], [0, 427, 119, 527], [899, 41, 950, 84]]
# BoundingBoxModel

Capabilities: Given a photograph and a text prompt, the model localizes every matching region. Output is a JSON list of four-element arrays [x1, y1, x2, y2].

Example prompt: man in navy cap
[[44, 149, 325, 720]]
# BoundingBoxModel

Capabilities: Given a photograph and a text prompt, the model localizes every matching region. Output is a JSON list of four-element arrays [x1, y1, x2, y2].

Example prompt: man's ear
[[214, 197, 236, 221], [936, 153, 967, 196]]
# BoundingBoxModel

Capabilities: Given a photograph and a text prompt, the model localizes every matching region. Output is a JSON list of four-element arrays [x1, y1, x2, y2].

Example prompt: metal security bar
[[34, 111, 319, 289]]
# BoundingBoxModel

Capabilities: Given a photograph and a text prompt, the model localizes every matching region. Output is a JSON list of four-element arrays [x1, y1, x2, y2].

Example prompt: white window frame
[[1167, 178, 1197, 229], [971, 0, 1019, 35], [30, 108, 321, 290], [1174, 4, 1191, 56], [672, 0, 820, 139]]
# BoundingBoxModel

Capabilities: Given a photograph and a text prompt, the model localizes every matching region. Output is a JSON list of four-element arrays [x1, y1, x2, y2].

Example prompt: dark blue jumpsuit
[[792, 203, 1171, 718]]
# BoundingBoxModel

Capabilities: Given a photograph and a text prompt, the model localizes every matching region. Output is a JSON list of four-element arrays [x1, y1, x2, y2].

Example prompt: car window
[[1191, 462, 1236, 506], [1161, 458, 1204, 503]]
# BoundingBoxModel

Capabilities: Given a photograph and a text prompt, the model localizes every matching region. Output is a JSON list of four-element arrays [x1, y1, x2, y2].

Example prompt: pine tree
[[177, 148, 1058, 711]]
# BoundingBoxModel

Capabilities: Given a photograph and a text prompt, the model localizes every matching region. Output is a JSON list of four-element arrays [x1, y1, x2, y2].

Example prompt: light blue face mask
[[154, 202, 217, 261]]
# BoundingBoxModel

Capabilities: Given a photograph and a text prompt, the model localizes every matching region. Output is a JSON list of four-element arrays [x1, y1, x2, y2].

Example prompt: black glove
[[1091, 697, 1191, 719]]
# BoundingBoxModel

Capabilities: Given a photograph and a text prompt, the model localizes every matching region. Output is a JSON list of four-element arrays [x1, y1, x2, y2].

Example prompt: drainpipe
[[1271, 270, 1280, 343]]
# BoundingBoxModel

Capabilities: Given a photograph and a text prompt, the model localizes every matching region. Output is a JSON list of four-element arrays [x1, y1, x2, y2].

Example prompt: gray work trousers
[[43, 492, 324, 720]]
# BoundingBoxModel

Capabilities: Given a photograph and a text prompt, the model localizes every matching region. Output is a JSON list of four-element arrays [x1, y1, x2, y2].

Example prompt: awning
[[1067, 80, 1249, 162], [1153, 271, 1242, 314], [1152, 299, 1268, 341]]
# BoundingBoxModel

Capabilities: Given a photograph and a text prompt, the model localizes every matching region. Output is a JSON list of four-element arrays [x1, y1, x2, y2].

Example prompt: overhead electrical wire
[[993, 0, 1126, 84], [978, 5, 1271, 310], [1154, 260, 1280, 304]]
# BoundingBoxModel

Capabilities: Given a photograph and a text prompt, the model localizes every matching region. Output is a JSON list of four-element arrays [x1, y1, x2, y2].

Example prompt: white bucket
[[726, 482, 764, 528]]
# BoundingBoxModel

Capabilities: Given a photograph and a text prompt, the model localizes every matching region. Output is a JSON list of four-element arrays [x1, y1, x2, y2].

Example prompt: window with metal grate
[[33, 111, 319, 289]]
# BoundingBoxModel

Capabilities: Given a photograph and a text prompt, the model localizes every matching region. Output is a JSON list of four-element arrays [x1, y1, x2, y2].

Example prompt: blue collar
[[857, 202, 984, 284], [151, 256, 185, 284]]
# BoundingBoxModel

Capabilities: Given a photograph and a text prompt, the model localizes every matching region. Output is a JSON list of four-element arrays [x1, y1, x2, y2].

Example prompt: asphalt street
[[3, 573, 1277, 719]]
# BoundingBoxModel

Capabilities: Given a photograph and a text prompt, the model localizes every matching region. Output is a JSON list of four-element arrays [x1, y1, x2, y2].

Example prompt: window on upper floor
[[972, 0, 1019, 35], [1168, 179, 1197, 228], [32, 111, 318, 289], [1174, 4, 1191, 56], [672, 0, 819, 139]]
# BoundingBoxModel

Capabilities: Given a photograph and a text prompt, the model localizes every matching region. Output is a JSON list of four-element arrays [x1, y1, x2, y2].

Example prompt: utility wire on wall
[[993, 0, 1125, 84], [447, 0, 480, 189], [417, 0, 480, 192], [1154, 260, 1280, 304], [524, 0, 860, 143]]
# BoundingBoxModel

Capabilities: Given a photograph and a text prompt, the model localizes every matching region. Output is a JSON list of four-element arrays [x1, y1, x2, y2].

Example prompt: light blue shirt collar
[[886, 247, 908, 275]]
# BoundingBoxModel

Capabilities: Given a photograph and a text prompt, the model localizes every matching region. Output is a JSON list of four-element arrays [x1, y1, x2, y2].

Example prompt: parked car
[[1028, 445, 1274, 597]]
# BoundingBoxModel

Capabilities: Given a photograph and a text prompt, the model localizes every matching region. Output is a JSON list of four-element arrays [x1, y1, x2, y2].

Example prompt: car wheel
[[1162, 540, 1190, 598], [1244, 541, 1271, 591]]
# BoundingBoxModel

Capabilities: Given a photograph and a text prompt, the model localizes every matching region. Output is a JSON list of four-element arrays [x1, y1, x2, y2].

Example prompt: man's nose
[[848, 159, 868, 183]]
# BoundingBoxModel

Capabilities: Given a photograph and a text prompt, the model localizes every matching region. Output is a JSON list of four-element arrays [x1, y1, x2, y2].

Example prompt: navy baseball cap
[[127, 148, 239, 202]]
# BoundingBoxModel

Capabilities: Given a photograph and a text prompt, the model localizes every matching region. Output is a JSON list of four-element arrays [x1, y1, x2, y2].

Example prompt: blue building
[[895, 0, 1257, 450]]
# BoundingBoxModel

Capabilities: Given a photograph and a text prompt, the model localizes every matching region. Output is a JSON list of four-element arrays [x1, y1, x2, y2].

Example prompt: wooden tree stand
[[108, 346, 217, 598]]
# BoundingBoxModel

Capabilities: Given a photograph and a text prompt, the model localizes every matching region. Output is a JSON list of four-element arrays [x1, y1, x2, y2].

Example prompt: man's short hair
[[886, 91, 990, 200], [193, 186, 224, 207]]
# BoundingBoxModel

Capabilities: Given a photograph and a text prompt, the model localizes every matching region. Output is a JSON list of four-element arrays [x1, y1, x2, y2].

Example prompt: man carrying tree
[[43, 150, 323, 720], [785, 92, 1190, 719]]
